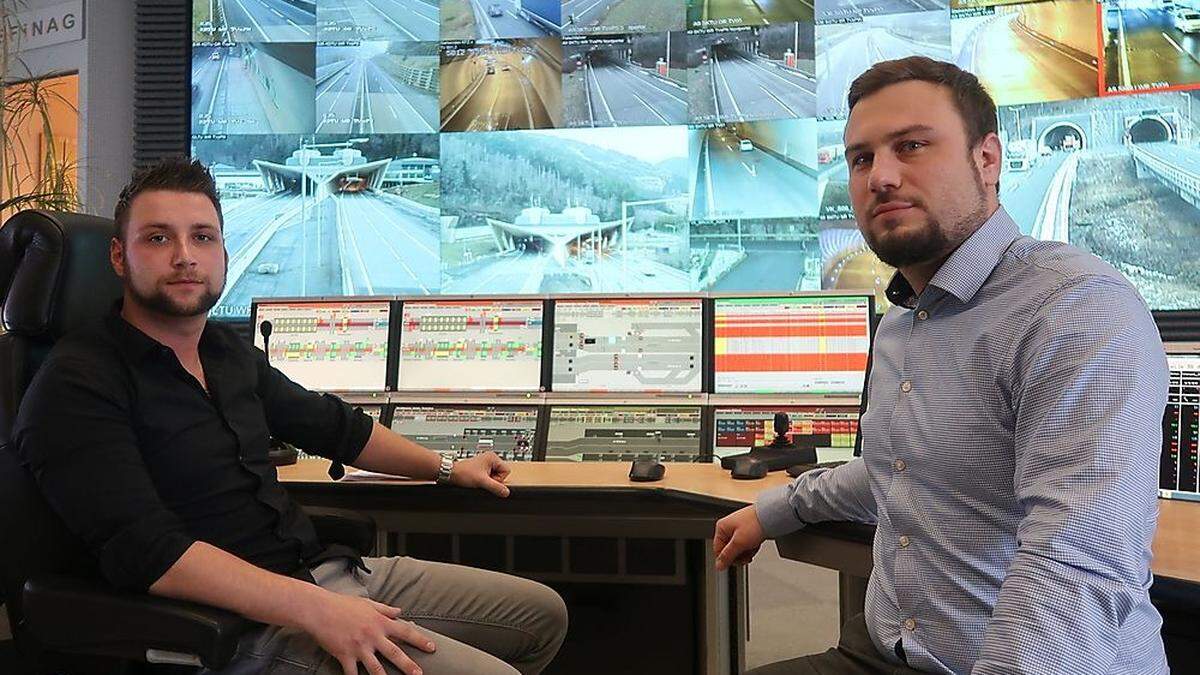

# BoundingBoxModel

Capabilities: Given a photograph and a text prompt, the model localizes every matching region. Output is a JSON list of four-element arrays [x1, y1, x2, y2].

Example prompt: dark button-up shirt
[[13, 306, 374, 591]]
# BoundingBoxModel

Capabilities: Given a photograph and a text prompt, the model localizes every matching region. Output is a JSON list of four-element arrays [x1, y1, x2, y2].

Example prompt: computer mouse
[[730, 455, 769, 480], [629, 459, 666, 482]]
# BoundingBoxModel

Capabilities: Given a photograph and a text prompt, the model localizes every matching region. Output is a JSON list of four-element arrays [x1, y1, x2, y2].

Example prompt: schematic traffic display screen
[[390, 405, 539, 462], [252, 300, 391, 391], [713, 295, 871, 395], [551, 297, 702, 393], [396, 299, 544, 391], [545, 406, 703, 462]]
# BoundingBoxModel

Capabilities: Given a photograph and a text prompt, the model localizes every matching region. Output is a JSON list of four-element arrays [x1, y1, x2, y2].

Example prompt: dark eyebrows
[[845, 124, 937, 157]]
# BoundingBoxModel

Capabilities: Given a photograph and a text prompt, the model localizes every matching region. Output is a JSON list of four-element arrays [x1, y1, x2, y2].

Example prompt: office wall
[[10, 0, 135, 218]]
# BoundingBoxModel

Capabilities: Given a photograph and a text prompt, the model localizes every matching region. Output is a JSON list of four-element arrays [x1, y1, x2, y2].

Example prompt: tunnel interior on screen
[[189, 0, 1200, 319]]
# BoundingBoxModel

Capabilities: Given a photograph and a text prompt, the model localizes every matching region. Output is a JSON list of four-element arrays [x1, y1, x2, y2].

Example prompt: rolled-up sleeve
[[253, 348, 373, 468], [13, 355, 196, 591], [755, 457, 877, 537], [973, 276, 1166, 674]]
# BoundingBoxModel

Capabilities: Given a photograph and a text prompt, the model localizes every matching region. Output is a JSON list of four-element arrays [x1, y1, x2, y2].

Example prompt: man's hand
[[713, 505, 767, 572], [300, 588, 435, 675], [449, 451, 511, 497]]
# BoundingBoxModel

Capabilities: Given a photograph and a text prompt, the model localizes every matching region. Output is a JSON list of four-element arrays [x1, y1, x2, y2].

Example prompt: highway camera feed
[[1103, 0, 1200, 94], [193, 134, 441, 319], [439, 126, 691, 293], [317, 0, 439, 41], [440, 39, 563, 130], [687, 23, 817, 124], [562, 0, 685, 34], [441, 0, 561, 40], [191, 43, 315, 135], [997, 92, 1200, 309], [687, 0, 815, 30], [317, 41, 438, 133], [951, 0, 1098, 107], [193, 0, 315, 42], [562, 32, 689, 127]]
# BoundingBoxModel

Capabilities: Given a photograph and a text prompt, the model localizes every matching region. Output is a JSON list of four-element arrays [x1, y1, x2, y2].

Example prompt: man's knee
[[523, 578, 569, 647]]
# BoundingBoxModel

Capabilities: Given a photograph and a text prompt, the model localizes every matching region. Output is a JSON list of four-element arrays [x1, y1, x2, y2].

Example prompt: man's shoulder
[[1001, 236, 1138, 301], [43, 316, 126, 370]]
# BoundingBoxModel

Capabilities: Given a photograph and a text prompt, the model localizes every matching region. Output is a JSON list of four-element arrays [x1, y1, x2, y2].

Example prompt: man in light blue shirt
[[714, 56, 1169, 674]]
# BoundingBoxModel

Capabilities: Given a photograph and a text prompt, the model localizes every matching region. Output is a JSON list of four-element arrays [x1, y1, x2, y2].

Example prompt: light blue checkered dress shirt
[[757, 207, 1169, 674]]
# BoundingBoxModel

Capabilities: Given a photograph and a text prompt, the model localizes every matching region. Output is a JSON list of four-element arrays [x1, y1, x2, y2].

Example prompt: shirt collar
[[884, 207, 1021, 308], [105, 299, 229, 362]]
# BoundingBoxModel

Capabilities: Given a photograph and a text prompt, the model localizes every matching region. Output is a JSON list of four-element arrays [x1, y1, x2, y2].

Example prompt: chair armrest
[[305, 506, 377, 556], [22, 575, 260, 669]]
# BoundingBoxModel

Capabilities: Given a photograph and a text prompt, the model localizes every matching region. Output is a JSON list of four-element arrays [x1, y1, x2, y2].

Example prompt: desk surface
[[279, 459, 1200, 584]]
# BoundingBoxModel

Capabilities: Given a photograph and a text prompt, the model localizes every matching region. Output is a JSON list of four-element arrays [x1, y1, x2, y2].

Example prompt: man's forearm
[[148, 540, 328, 631], [349, 421, 441, 479]]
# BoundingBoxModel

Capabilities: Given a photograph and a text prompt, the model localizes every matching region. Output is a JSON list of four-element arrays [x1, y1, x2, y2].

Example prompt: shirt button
[[900, 380, 912, 393], [894, 459, 906, 472], [904, 618, 917, 631], [899, 535, 910, 548], [916, 310, 928, 321]]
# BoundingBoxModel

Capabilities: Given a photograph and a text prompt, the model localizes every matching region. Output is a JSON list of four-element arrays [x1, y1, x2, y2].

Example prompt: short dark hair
[[113, 156, 223, 241], [848, 56, 997, 149]]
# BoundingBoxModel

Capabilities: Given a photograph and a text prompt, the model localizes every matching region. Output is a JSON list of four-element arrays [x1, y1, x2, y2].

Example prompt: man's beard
[[129, 277, 222, 318], [861, 170, 989, 269]]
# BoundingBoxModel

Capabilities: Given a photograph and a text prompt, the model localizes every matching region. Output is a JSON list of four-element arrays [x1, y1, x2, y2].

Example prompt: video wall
[[190, 0, 1200, 320]]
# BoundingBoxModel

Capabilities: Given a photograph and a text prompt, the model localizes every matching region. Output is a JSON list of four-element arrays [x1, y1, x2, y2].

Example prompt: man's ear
[[110, 237, 126, 279], [976, 132, 1003, 190]]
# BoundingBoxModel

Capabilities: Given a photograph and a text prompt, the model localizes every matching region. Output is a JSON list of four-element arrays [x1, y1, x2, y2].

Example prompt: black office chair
[[0, 210, 375, 674]]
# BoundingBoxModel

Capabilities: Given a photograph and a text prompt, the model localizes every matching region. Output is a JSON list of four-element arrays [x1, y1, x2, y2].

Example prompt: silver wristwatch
[[435, 452, 456, 485]]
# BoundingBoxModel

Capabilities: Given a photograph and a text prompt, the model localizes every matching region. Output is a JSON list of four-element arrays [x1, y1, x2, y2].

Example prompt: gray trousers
[[207, 556, 568, 675]]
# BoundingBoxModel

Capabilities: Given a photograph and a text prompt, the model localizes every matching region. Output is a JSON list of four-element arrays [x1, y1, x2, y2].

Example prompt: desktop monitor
[[712, 295, 872, 396], [251, 299, 392, 392], [712, 406, 859, 461], [1163, 353, 1200, 502], [390, 404, 540, 462], [395, 298, 545, 392], [545, 405, 704, 463], [551, 297, 703, 393]]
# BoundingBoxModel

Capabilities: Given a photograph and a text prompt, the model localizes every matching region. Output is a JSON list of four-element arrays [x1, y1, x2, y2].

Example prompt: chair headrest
[[0, 210, 123, 340]]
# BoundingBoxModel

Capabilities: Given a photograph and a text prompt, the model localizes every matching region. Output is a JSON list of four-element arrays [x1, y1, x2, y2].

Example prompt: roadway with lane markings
[[708, 46, 816, 121], [441, 50, 559, 131], [219, 0, 314, 41], [336, 192, 441, 295], [694, 128, 819, 220], [818, 22, 950, 119], [1105, 7, 1200, 91], [465, 0, 555, 39], [193, 47, 292, 135], [955, 11, 1096, 105], [578, 53, 687, 126], [689, 0, 814, 26], [318, 0, 439, 41], [317, 53, 437, 133]]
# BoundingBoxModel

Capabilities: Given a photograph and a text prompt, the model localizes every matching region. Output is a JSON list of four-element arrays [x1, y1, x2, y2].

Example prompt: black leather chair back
[[0, 211, 124, 647]]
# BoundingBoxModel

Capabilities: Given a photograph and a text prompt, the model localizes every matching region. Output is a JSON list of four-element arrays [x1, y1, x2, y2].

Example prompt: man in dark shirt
[[13, 158, 567, 675]]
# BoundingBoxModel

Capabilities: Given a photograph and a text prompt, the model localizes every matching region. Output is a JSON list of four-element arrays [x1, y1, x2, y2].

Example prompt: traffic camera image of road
[[563, 33, 688, 127], [688, 23, 817, 123], [690, 218, 825, 291], [1103, 0, 1200, 93], [692, 120, 819, 221], [192, 0, 315, 42], [440, 39, 562, 131], [562, 0, 685, 35], [316, 42, 438, 134], [441, 0, 561, 40], [439, 127, 692, 293], [953, 0, 1098, 106], [816, 10, 951, 119], [194, 135, 441, 319], [192, 44, 314, 135], [688, 0, 814, 30], [316, 0, 439, 41], [996, 92, 1200, 308]]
